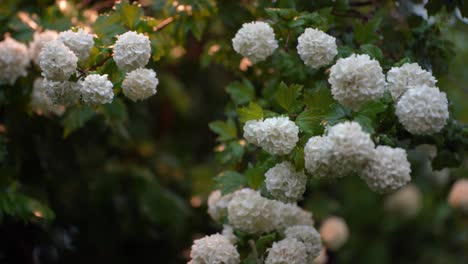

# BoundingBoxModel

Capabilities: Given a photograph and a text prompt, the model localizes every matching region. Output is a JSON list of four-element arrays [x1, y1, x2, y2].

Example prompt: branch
[[154, 17, 175, 32]]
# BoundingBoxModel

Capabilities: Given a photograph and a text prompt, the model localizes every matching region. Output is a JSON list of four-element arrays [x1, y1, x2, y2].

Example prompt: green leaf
[[354, 114, 375, 134], [290, 146, 305, 170], [256, 233, 277, 255], [325, 104, 351, 126], [360, 44, 383, 61], [226, 79, 255, 105], [354, 16, 382, 44], [296, 109, 324, 135], [208, 119, 237, 141], [245, 164, 264, 190], [116, 1, 143, 29], [238, 102, 263, 123], [394, 57, 411, 67], [275, 82, 304, 113], [215, 171, 246, 194], [357, 100, 388, 120], [92, 13, 126, 45], [62, 106, 95, 138], [0, 191, 55, 222]]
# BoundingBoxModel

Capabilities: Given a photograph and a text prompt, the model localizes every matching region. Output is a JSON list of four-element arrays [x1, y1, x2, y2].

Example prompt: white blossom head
[[122, 68, 158, 102], [43, 79, 81, 106], [327, 121, 375, 177], [243, 117, 299, 155], [448, 179, 468, 212], [30, 78, 64, 116], [395, 84, 449, 135], [297, 28, 337, 69], [265, 238, 308, 264], [221, 225, 237, 244], [80, 74, 114, 105], [0, 36, 30, 84], [285, 225, 322, 262], [39, 40, 77, 81], [29, 30, 58, 65], [58, 28, 94, 61], [189, 234, 240, 264], [232, 21, 278, 64], [274, 202, 314, 231], [385, 184, 422, 218], [319, 216, 349, 250], [386, 62, 436, 101], [265, 161, 307, 203], [207, 190, 233, 222], [304, 135, 335, 178], [362, 146, 411, 193], [328, 54, 386, 110], [113, 31, 151, 72]]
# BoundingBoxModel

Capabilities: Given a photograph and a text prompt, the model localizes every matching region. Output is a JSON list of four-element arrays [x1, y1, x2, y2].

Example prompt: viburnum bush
[[193, 1, 468, 264]]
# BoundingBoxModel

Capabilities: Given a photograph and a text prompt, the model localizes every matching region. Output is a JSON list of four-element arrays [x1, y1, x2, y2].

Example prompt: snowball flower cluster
[[243, 116, 299, 155], [265, 161, 307, 202], [58, 28, 94, 61], [232, 21, 278, 64], [113, 31, 151, 72], [319, 216, 349, 250], [30, 78, 64, 116], [0, 36, 30, 84], [304, 136, 335, 178], [361, 146, 411, 193], [29, 30, 58, 65], [297, 28, 337, 69], [448, 179, 468, 212], [80, 74, 114, 105], [122, 68, 158, 102], [207, 190, 233, 221], [221, 225, 237, 244], [285, 225, 322, 262], [39, 40, 77, 81], [386, 63, 436, 101], [43, 79, 81, 106], [276, 202, 315, 231], [395, 84, 448, 135], [265, 238, 308, 264], [328, 54, 386, 110], [189, 234, 240, 264], [385, 184, 422, 218]]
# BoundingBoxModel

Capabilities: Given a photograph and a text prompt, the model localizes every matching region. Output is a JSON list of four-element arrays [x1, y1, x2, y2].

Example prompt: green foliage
[[238, 102, 264, 123], [0, 190, 55, 222], [209, 119, 237, 141], [226, 79, 255, 105], [215, 171, 247, 194]]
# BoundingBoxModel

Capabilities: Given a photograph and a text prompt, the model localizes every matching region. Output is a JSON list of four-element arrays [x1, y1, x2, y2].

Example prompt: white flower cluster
[[386, 63, 436, 101], [361, 146, 412, 193], [189, 234, 240, 264], [58, 29, 94, 61], [226, 188, 314, 234], [284, 225, 322, 262], [305, 122, 374, 178], [113, 31, 151, 72], [39, 40, 78, 81], [328, 54, 386, 110], [43, 79, 81, 106], [207, 190, 233, 222], [81, 74, 114, 105], [30, 78, 64, 116], [265, 238, 308, 264], [243, 116, 299, 155], [122, 68, 158, 102], [297, 28, 337, 69], [385, 184, 422, 218], [0, 36, 30, 84], [29, 30, 58, 65], [319, 216, 349, 250], [395, 84, 448, 135], [232, 21, 278, 64], [265, 161, 307, 203]]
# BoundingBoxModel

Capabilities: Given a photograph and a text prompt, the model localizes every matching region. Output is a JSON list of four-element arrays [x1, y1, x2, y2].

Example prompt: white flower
[[319, 216, 349, 250], [361, 146, 411, 193], [232, 21, 278, 64], [243, 117, 299, 155], [265, 161, 307, 203], [448, 179, 468, 212], [207, 190, 233, 222], [28, 30, 58, 65], [122, 68, 158, 102], [386, 62, 436, 101], [113, 31, 151, 72], [43, 79, 81, 106], [189, 234, 240, 264], [385, 184, 422, 218], [58, 28, 94, 61], [328, 54, 386, 110], [285, 225, 322, 262], [30, 78, 64, 116], [395, 84, 449, 135], [39, 40, 77, 81], [227, 188, 277, 234], [327, 121, 375, 177], [0, 36, 29, 84], [222, 225, 237, 244], [297, 28, 337, 69], [275, 202, 314, 231], [304, 136, 335, 178], [81, 74, 114, 105], [265, 238, 308, 264]]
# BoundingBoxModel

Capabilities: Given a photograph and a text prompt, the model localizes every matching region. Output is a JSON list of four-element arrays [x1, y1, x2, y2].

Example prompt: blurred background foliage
[[0, 0, 467, 264]]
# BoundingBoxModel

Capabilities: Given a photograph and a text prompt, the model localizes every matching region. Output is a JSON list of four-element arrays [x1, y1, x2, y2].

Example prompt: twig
[[154, 17, 175, 32], [248, 239, 261, 264]]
